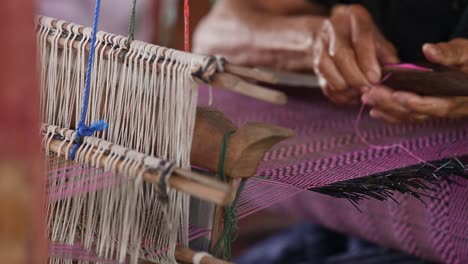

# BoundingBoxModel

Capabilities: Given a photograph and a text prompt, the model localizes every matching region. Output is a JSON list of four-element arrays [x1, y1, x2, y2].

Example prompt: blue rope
[[71, 0, 108, 160]]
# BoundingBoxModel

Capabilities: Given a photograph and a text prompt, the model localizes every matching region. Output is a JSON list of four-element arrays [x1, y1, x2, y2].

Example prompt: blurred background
[[38, 0, 213, 51]]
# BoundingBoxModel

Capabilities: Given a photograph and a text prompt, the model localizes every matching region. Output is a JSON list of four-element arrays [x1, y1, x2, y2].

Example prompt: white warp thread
[[37, 15, 212, 264]]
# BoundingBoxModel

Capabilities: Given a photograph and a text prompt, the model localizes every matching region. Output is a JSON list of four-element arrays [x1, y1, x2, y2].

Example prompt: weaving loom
[[34, 14, 468, 264], [35, 0, 294, 262], [3, 0, 468, 262]]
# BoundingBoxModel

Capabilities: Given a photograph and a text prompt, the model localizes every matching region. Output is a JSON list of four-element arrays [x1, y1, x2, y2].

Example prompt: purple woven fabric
[[200, 88, 468, 189], [271, 183, 468, 263], [199, 87, 468, 263]]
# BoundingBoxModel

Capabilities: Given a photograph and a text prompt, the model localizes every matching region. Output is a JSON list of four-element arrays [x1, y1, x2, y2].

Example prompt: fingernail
[[367, 71, 380, 84], [423, 43, 439, 59], [318, 75, 327, 88], [362, 94, 373, 105], [361, 94, 368, 102]]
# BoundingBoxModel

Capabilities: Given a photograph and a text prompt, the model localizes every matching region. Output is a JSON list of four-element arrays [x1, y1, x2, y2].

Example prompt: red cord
[[184, 0, 190, 52]]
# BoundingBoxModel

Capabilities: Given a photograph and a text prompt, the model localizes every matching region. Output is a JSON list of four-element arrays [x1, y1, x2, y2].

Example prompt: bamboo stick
[[45, 132, 235, 206], [210, 72, 287, 105], [224, 64, 278, 84], [225, 64, 319, 88]]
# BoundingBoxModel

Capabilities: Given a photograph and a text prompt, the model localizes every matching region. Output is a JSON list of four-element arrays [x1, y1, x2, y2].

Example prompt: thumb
[[423, 39, 468, 66]]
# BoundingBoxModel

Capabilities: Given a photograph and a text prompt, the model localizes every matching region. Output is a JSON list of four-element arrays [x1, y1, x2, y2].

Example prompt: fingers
[[363, 86, 468, 123], [423, 43, 456, 65], [369, 109, 402, 124], [392, 91, 458, 118], [362, 86, 410, 119], [324, 5, 398, 89], [313, 38, 359, 105], [376, 37, 400, 65], [327, 9, 370, 89], [333, 45, 371, 89], [369, 109, 430, 123], [314, 4, 404, 107], [349, 7, 381, 83], [423, 38, 468, 66], [335, 4, 399, 82], [363, 86, 432, 123], [316, 51, 346, 93]]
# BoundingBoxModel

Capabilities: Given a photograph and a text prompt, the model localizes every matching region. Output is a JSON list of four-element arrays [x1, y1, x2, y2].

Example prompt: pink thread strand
[[355, 73, 437, 169], [385, 63, 433, 72]]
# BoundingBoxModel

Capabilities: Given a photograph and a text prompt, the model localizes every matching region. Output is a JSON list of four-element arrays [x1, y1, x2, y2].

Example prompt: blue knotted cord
[[70, 0, 108, 160]]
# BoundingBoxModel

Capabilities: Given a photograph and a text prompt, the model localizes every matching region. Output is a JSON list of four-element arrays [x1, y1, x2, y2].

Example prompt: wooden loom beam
[[44, 19, 287, 105], [46, 132, 235, 206]]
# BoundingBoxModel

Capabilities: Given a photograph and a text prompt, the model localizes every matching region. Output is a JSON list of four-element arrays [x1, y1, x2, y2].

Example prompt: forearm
[[252, 0, 328, 15], [193, 0, 328, 68]]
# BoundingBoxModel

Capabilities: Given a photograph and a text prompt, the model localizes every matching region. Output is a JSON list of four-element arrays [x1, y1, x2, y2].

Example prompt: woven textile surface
[[200, 88, 468, 188], [271, 185, 467, 263], [199, 88, 468, 263]]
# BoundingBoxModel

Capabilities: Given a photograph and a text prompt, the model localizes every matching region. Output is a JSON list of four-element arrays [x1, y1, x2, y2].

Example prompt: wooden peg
[[191, 107, 294, 178], [189, 107, 293, 256]]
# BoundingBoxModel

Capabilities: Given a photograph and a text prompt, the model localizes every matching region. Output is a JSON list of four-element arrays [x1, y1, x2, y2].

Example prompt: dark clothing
[[315, 0, 468, 61], [235, 223, 433, 264]]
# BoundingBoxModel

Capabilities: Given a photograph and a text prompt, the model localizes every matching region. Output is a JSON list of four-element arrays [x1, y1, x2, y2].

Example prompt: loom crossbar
[[44, 126, 235, 206], [40, 17, 287, 105]]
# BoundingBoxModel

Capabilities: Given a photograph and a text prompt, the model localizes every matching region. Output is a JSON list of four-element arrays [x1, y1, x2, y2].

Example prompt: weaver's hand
[[362, 86, 468, 123], [362, 38, 468, 123], [194, 1, 398, 106], [313, 5, 399, 105], [194, 0, 329, 70]]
